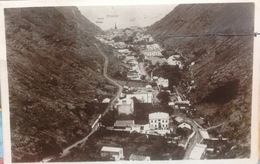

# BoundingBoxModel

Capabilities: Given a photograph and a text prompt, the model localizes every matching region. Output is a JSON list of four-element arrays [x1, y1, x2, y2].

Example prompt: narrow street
[[138, 62, 150, 80], [181, 116, 202, 159]]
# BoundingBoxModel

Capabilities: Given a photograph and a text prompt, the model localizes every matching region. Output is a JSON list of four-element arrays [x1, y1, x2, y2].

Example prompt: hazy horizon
[[78, 5, 177, 30]]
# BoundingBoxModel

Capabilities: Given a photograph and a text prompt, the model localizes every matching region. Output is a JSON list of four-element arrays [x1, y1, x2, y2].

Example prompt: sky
[[78, 5, 177, 30]]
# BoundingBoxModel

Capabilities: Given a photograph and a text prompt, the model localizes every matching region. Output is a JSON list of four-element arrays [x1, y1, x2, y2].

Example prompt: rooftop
[[149, 112, 169, 119], [101, 146, 123, 152], [199, 129, 210, 139], [129, 154, 150, 161], [178, 122, 192, 130], [189, 144, 207, 160], [117, 98, 133, 105], [114, 120, 135, 127]]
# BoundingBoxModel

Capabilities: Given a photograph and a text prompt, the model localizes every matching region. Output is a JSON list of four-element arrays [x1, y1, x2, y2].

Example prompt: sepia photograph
[[0, 0, 258, 163]]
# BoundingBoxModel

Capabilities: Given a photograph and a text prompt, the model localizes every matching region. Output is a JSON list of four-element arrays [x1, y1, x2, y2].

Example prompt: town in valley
[[53, 24, 231, 162], [5, 4, 253, 163]]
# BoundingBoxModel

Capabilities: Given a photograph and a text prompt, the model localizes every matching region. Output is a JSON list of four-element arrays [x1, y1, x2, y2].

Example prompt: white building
[[149, 112, 169, 130], [101, 146, 124, 160], [178, 122, 192, 130], [146, 44, 161, 51], [157, 77, 169, 88], [141, 50, 162, 57], [129, 154, 150, 161], [116, 98, 134, 115], [148, 37, 154, 43], [118, 49, 131, 54], [174, 116, 184, 124], [102, 98, 111, 103], [188, 144, 207, 160], [126, 92, 153, 103], [114, 120, 135, 131], [199, 129, 210, 139]]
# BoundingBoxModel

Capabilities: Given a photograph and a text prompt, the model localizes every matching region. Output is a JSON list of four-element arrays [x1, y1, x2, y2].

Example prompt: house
[[102, 98, 111, 103], [148, 37, 154, 43], [178, 138, 189, 149], [114, 120, 135, 130], [178, 122, 192, 130], [101, 146, 124, 160], [174, 100, 191, 109], [129, 154, 150, 161], [145, 85, 152, 89], [126, 92, 153, 103], [131, 124, 150, 133], [146, 56, 167, 65], [157, 77, 169, 88], [146, 44, 161, 51], [141, 50, 162, 57], [116, 98, 134, 115], [173, 116, 184, 125], [188, 144, 207, 160], [118, 49, 131, 54], [167, 56, 183, 69], [199, 129, 210, 139], [149, 112, 169, 130]]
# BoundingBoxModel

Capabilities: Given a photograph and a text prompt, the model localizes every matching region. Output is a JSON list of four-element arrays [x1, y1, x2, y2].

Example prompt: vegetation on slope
[[5, 7, 120, 162]]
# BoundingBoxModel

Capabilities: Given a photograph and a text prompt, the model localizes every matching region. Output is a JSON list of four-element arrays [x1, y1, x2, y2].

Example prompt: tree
[[140, 75, 146, 80], [157, 91, 170, 105], [176, 128, 188, 138]]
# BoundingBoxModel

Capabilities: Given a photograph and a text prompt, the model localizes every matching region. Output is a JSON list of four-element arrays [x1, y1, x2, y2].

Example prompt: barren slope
[[148, 3, 254, 158], [5, 7, 120, 162]]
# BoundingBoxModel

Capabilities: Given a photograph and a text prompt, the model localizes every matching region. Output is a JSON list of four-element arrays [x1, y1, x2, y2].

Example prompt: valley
[[4, 3, 254, 162]]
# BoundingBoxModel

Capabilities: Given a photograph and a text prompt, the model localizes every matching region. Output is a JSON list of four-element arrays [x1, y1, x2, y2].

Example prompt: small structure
[[129, 154, 150, 161], [188, 144, 207, 160], [149, 112, 169, 130], [157, 77, 169, 88], [173, 116, 184, 125], [178, 122, 192, 130], [141, 50, 162, 57], [114, 120, 135, 130], [126, 92, 153, 103], [145, 85, 152, 89], [178, 138, 188, 149], [101, 146, 124, 160], [167, 56, 183, 69], [116, 98, 134, 115], [131, 124, 150, 133], [102, 98, 111, 103], [174, 100, 191, 109], [146, 44, 161, 51], [199, 129, 210, 139]]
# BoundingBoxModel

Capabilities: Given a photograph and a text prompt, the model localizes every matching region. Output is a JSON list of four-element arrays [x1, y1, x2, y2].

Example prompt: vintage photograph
[[3, 2, 255, 163]]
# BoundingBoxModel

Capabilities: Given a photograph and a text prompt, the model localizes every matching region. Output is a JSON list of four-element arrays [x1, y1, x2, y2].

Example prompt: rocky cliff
[[148, 3, 254, 158], [5, 7, 120, 162]]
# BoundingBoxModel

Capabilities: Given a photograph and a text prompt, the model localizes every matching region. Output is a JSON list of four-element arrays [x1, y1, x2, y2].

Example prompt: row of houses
[[115, 86, 154, 115], [112, 112, 170, 132]]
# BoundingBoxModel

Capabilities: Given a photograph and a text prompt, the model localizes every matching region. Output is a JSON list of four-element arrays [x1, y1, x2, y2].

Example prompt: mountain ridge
[[148, 3, 254, 158], [5, 7, 120, 162]]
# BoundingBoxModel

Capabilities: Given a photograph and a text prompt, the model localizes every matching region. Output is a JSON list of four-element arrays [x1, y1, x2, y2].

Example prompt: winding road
[[41, 43, 123, 162], [94, 43, 123, 116], [60, 44, 123, 156]]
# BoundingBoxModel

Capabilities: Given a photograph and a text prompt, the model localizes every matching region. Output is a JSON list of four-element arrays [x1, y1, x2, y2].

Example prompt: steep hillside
[[148, 3, 254, 158], [5, 7, 120, 162]]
